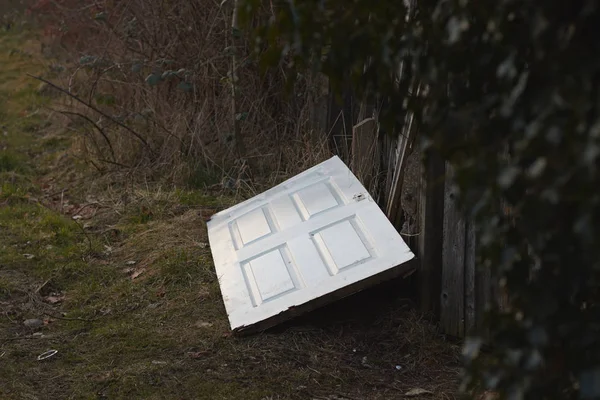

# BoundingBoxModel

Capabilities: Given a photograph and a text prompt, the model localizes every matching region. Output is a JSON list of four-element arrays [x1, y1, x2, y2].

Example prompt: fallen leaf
[[187, 351, 207, 359], [23, 254, 35, 259], [195, 321, 213, 328], [130, 268, 145, 280], [405, 388, 434, 397], [44, 294, 65, 304], [91, 371, 112, 383]]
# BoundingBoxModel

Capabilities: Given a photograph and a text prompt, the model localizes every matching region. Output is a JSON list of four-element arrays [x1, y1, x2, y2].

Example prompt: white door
[[207, 156, 415, 332]]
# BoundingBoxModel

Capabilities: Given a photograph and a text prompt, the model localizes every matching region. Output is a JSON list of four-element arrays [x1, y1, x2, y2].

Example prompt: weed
[[175, 188, 231, 208], [0, 152, 24, 172], [186, 165, 221, 189]]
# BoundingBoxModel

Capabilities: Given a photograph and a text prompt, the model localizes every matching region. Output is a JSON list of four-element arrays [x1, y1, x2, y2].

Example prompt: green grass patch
[[0, 277, 16, 300], [186, 165, 221, 189], [175, 188, 233, 208], [0, 152, 25, 172]]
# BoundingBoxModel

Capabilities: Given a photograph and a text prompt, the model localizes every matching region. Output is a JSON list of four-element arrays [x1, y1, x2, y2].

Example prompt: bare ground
[[0, 27, 460, 400]]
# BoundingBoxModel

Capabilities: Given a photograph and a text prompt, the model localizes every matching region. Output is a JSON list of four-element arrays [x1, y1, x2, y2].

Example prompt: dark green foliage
[[241, 0, 600, 398], [145, 73, 161, 86], [0, 152, 23, 172]]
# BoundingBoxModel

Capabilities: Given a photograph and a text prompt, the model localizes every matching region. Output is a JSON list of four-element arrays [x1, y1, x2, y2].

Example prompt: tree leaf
[[79, 55, 96, 65], [145, 73, 161, 86], [405, 388, 433, 397], [161, 70, 176, 80]]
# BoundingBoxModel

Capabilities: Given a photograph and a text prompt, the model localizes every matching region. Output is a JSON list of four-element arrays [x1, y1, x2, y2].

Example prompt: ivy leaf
[[79, 55, 96, 65], [145, 73, 161, 86], [161, 70, 176, 80], [156, 59, 175, 65]]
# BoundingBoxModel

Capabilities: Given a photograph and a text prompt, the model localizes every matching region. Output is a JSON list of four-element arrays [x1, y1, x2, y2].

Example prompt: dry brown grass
[[28, 0, 331, 189]]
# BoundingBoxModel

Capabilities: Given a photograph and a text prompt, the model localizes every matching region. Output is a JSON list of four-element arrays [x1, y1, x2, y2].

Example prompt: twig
[[400, 231, 422, 237], [27, 74, 155, 156], [72, 202, 100, 217], [97, 158, 131, 169], [36, 279, 52, 294], [55, 109, 116, 161], [72, 218, 93, 254], [41, 188, 70, 199], [44, 312, 97, 322]]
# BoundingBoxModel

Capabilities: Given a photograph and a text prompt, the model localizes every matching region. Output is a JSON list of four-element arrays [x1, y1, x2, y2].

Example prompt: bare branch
[[27, 74, 156, 156], [55, 109, 116, 161]]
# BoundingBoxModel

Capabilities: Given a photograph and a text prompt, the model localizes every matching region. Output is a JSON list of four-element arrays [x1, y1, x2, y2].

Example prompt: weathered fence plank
[[384, 82, 421, 228], [475, 251, 491, 335], [418, 151, 445, 319], [464, 218, 477, 335], [441, 164, 466, 337], [325, 82, 506, 339]]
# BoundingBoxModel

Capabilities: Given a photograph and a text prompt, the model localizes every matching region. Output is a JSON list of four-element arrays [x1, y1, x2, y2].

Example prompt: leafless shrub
[[31, 0, 330, 187]]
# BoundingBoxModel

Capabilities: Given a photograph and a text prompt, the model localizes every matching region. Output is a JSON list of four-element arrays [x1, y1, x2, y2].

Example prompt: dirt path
[[0, 27, 459, 400]]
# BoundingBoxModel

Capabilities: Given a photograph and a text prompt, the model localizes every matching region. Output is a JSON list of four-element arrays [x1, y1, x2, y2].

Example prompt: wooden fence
[[315, 83, 502, 338]]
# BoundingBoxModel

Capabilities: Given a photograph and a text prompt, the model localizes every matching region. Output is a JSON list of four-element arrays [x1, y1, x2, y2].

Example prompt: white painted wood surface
[[207, 156, 415, 331]]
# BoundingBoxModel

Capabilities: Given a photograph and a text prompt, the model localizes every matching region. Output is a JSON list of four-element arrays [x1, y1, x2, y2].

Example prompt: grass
[[0, 25, 460, 400]]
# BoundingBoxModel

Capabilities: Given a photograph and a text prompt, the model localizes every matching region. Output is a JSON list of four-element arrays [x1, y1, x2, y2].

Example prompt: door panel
[[207, 156, 415, 332]]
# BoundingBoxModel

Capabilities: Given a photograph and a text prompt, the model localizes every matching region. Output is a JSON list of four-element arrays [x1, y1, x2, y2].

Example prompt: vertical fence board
[[339, 91, 507, 338], [475, 255, 491, 337], [441, 164, 466, 337], [418, 151, 445, 319], [464, 218, 476, 335]]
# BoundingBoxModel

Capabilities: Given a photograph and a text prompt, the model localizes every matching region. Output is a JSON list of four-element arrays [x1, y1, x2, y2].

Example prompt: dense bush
[[241, 0, 600, 398]]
